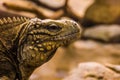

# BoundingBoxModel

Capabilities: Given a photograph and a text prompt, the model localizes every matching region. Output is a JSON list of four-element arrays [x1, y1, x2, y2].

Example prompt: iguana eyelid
[[45, 24, 62, 32]]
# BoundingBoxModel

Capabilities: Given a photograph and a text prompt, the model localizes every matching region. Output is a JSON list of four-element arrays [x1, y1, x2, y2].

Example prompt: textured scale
[[0, 17, 81, 80], [0, 17, 29, 32]]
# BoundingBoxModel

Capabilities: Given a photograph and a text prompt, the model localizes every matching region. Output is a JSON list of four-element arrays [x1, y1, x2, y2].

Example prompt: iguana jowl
[[0, 17, 81, 80]]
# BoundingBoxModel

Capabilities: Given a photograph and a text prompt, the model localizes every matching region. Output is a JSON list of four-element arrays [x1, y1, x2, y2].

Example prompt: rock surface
[[83, 25, 120, 42], [67, 0, 94, 18], [84, 0, 120, 24], [63, 62, 120, 80], [38, 0, 66, 9], [0, 0, 64, 19]]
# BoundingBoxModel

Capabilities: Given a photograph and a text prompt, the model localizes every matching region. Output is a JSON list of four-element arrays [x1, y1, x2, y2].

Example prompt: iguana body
[[0, 17, 81, 80]]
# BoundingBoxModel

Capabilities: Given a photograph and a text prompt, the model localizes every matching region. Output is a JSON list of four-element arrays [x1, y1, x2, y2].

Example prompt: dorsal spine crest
[[0, 17, 30, 25]]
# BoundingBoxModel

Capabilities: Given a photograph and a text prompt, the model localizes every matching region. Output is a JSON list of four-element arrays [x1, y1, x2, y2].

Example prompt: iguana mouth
[[52, 31, 79, 41]]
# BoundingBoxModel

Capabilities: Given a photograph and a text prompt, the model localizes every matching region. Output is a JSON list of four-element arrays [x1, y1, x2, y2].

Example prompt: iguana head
[[17, 18, 81, 67]]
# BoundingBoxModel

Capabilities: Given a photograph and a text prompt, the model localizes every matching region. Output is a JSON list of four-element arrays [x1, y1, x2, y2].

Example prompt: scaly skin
[[0, 17, 82, 80]]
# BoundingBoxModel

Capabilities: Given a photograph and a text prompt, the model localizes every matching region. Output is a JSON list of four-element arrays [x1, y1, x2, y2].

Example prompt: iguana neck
[[19, 65, 35, 80]]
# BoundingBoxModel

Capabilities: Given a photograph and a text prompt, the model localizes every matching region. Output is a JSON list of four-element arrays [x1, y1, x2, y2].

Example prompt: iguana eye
[[46, 24, 62, 32]]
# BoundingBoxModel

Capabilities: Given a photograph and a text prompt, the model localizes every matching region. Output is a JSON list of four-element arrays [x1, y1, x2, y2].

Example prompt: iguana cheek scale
[[0, 17, 82, 80]]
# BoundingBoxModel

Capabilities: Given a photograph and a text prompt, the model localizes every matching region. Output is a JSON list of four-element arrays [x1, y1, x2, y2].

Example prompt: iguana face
[[18, 18, 81, 67]]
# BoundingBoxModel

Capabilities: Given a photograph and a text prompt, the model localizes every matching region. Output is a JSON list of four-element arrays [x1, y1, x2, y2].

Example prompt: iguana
[[0, 17, 81, 80]]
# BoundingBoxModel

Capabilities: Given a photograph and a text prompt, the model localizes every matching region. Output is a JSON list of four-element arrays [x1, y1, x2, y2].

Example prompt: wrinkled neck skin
[[18, 46, 57, 79], [19, 49, 57, 80]]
